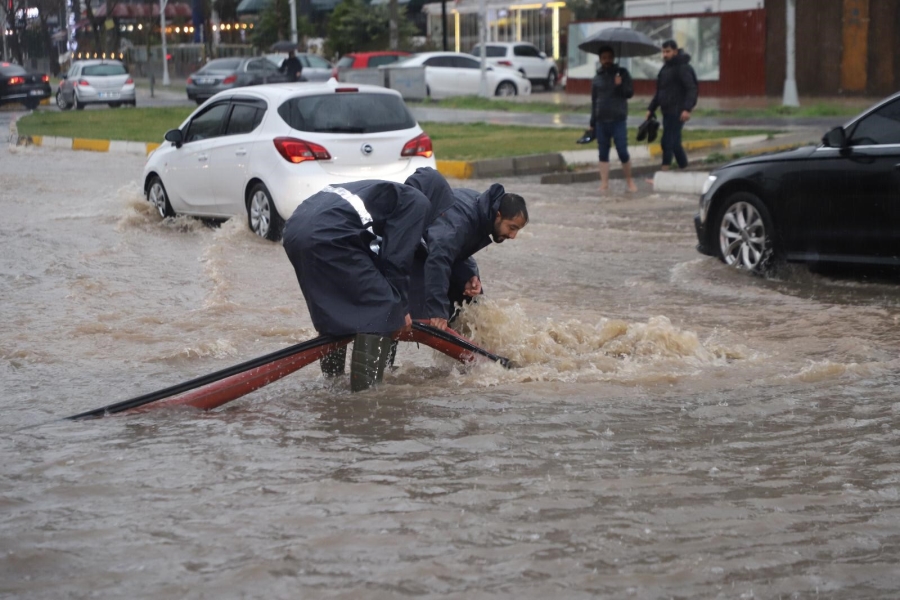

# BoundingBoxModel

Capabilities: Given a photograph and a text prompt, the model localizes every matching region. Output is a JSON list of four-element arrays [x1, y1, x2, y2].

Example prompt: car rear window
[[368, 55, 405, 67], [201, 58, 242, 71], [471, 46, 507, 58], [82, 63, 127, 76], [278, 92, 416, 134], [336, 56, 355, 68], [0, 64, 27, 75]]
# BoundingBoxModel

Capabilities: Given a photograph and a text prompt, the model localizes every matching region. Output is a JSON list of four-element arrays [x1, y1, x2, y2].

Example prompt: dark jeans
[[661, 112, 688, 168], [595, 119, 630, 163]]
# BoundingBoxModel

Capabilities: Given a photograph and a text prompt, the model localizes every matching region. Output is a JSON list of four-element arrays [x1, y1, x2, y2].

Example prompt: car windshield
[[278, 93, 416, 134], [471, 46, 506, 58], [82, 63, 127, 76], [200, 59, 242, 72], [336, 56, 355, 68]]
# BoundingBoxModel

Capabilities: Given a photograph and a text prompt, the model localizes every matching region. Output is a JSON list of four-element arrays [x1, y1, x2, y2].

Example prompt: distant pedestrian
[[590, 46, 637, 193], [646, 39, 698, 171], [279, 49, 303, 82]]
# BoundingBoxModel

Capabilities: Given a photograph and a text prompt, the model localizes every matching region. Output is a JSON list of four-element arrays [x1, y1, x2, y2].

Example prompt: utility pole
[[289, 0, 297, 44], [782, 0, 799, 107], [478, 0, 487, 97], [440, 0, 447, 51], [1, 2, 8, 62], [160, 0, 170, 85], [388, 0, 398, 50]]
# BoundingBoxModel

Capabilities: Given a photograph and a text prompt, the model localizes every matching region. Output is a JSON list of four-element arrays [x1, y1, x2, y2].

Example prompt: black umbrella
[[578, 27, 660, 58], [270, 40, 299, 52]]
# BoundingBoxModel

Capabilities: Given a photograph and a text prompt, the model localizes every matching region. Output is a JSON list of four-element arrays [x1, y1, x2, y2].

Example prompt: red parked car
[[332, 51, 411, 79]]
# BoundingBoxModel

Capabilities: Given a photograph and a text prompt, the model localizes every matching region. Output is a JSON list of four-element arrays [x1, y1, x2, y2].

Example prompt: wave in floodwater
[[115, 182, 206, 233], [440, 299, 753, 385]]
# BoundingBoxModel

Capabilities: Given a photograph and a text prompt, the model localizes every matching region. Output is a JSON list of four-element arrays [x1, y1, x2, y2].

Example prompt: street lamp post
[[782, 0, 799, 107], [160, 0, 170, 86], [478, 0, 487, 97], [1, 3, 8, 62], [289, 0, 297, 44]]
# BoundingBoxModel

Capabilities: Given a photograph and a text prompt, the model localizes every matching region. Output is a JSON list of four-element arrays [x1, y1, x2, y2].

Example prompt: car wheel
[[495, 81, 517, 97], [74, 94, 85, 110], [147, 176, 175, 219], [108, 102, 121, 108], [56, 91, 71, 110], [714, 192, 775, 272], [545, 68, 558, 90], [247, 182, 284, 241], [24, 99, 39, 110]]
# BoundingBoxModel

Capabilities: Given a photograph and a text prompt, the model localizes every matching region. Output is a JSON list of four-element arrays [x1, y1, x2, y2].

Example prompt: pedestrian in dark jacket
[[282, 180, 430, 389], [405, 168, 528, 332], [590, 45, 637, 193], [646, 39, 698, 170], [279, 50, 303, 82]]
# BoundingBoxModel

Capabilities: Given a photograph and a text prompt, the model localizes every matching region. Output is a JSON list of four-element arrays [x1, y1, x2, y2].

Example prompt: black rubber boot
[[350, 334, 393, 392], [320, 347, 347, 378]]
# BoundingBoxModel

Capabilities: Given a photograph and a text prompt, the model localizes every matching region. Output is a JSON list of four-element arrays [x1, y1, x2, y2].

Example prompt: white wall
[[625, 0, 763, 17]]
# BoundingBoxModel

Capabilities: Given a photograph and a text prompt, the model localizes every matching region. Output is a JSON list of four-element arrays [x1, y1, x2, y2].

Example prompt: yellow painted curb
[[30, 135, 43, 146], [146, 142, 160, 154], [437, 160, 473, 179], [648, 137, 731, 158], [72, 138, 111, 152]]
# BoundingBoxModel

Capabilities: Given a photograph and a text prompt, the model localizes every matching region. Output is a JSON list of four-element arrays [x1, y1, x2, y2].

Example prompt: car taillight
[[273, 137, 331, 163], [186, 76, 193, 84], [222, 74, 237, 84], [401, 133, 433, 159], [125, 77, 133, 84], [76, 79, 90, 86], [8, 76, 24, 85], [41, 74, 49, 83], [498, 60, 513, 66]]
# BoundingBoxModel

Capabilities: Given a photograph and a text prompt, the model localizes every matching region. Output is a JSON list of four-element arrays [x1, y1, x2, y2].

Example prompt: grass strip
[[15, 108, 777, 161]]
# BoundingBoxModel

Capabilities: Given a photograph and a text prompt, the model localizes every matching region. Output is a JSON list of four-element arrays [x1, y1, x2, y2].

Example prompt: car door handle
[[197, 154, 209, 162], [235, 149, 247, 156]]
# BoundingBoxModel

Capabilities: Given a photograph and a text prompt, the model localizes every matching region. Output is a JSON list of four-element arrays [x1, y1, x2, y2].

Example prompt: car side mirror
[[823, 126, 847, 149], [539, 51, 547, 59], [164, 128, 183, 148]]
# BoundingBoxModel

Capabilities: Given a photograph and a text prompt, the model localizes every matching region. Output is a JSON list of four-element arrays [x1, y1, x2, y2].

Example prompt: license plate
[[196, 78, 213, 85], [98, 92, 120, 99], [29, 90, 44, 96]]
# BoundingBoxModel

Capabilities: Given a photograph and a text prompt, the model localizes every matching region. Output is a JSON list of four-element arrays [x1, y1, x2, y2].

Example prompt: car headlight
[[701, 175, 717, 196]]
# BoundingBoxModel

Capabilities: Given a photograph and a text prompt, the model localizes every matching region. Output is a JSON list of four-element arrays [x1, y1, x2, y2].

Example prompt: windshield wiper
[[313, 127, 366, 133]]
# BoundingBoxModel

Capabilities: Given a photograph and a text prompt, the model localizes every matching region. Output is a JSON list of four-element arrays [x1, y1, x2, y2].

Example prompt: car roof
[[205, 80, 405, 103]]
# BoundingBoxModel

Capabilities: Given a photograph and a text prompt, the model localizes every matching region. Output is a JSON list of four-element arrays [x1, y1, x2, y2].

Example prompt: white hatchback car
[[143, 80, 437, 240], [392, 52, 531, 99], [470, 42, 558, 90]]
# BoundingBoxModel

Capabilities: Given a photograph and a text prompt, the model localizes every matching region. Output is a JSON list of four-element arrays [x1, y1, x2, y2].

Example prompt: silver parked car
[[265, 53, 334, 82], [186, 57, 288, 105], [56, 60, 136, 110]]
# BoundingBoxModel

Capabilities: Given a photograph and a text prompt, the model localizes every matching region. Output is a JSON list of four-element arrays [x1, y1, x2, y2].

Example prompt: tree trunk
[[388, 0, 398, 50]]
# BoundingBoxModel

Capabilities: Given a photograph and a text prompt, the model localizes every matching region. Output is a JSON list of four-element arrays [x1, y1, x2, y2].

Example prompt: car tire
[[495, 81, 517, 97], [24, 99, 39, 110], [713, 191, 775, 272], [56, 91, 71, 111], [108, 102, 121, 108], [247, 182, 284, 241], [545, 68, 558, 90], [147, 175, 175, 219], [74, 94, 85, 110]]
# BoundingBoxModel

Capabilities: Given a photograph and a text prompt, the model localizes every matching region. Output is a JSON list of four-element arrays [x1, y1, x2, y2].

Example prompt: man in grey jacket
[[590, 45, 637, 193]]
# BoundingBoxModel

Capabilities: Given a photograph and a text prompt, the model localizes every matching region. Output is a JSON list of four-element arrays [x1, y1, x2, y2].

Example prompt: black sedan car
[[695, 92, 900, 271], [0, 62, 51, 109]]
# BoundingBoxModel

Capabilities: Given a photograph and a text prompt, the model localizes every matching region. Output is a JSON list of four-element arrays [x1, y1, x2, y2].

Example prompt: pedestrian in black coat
[[646, 39, 698, 170], [279, 50, 303, 83], [590, 45, 637, 193]]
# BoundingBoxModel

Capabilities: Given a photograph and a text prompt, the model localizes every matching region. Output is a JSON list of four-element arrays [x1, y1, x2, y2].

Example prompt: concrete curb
[[14, 133, 160, 156]]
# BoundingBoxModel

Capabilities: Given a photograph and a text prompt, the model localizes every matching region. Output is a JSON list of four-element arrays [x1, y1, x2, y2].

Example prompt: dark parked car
[[695, 92, 900, 272], [0, 62, 51, 109], [186, 57, 288, 105]]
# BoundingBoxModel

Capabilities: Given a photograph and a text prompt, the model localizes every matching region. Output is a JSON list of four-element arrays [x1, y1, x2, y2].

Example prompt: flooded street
[[2, 140, 899, 599]]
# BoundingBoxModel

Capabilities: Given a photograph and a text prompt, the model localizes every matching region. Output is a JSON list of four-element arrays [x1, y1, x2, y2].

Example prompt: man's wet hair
[[499, 193, 528, 223], [598, 45, 615, 57], [662, 39, 678, 50]]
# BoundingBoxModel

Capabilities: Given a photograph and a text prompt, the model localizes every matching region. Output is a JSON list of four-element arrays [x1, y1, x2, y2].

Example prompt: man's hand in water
[[430, 317, 448, 330], [463, 276, 482, 297]]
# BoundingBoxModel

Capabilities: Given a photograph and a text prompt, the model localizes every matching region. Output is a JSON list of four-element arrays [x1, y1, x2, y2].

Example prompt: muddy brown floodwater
[[2, 142, 899, 599]]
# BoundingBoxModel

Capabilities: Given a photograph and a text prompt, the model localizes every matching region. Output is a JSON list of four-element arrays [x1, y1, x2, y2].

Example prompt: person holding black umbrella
[[279, 49, 303, 82], [590, 45, 637, 194]]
